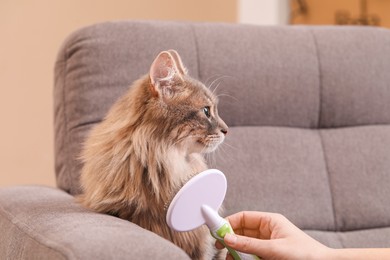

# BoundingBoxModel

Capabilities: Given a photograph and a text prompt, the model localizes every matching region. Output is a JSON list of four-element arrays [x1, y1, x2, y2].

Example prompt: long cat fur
[[78, 50, 228, 259]]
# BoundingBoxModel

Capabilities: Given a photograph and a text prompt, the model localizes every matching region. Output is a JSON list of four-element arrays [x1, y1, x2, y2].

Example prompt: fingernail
[[224, 233, 237, 245]]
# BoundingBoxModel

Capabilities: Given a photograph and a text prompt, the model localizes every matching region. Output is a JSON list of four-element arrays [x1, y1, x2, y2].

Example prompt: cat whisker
[[221, 141, 238, 151], [208, 153, 218, 168], [210, 80, 223, 96], [209, 142, 232, 168], [204, 75, 220, 87], [207, 75, 232, 95], [216, 93, 239, 102], [171, 134, 204, 147], [205, 74, 226, 88]]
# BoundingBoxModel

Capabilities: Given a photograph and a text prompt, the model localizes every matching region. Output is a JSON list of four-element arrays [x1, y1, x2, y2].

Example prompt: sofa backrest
[[54, 21, 390, 232]]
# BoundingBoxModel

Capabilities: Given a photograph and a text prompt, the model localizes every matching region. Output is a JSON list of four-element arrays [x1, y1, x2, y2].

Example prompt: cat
[[78, 50, 228, 259]]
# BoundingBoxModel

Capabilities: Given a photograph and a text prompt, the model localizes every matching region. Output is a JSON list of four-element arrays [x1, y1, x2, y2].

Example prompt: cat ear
[[167, 50, 188, 75], [149, 50, 186, 99]]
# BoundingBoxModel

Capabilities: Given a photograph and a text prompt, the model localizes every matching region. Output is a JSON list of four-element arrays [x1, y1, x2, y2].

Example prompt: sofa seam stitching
[[309, 28, 339, 232], [189, 24, 201, 80], [318, 130, 339, 232], [308, 28, 323, 129]]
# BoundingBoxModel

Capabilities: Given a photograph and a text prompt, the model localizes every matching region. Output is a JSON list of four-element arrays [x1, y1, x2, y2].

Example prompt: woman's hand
[[216, 211, 330, 260]]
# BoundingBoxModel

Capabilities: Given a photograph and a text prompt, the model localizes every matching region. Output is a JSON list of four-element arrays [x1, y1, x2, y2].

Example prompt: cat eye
[[203, 106, 211, 118]]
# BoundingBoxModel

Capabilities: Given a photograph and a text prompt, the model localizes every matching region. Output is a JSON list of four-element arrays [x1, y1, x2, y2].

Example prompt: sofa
[[1, 21, 390, 259]]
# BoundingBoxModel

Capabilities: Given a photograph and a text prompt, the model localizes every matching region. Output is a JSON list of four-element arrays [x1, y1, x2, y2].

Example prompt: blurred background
[[1, 0, 389, 188]]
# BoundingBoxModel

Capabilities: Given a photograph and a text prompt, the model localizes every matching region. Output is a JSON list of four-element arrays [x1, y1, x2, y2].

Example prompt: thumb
[[224, 233, 268, 256]]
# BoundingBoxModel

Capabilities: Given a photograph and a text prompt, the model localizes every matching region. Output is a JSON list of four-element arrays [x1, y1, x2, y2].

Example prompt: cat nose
[[218, 119, 228, 136]]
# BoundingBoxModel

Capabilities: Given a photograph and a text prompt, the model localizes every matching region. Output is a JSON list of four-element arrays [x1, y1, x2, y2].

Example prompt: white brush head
[[166, 169, 227, 232]]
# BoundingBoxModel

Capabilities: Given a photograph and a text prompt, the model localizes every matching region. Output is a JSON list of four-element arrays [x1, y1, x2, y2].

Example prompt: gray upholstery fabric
[[216, 127, 335, 230], [1, 21, 390, 259], [0, 186, 189, 259], [53, 21, 390, 248], [306, 228, 390, 249]]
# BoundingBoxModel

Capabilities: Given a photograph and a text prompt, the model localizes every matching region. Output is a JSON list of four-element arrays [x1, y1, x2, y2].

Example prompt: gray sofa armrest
[[0, 186, 189, 259]]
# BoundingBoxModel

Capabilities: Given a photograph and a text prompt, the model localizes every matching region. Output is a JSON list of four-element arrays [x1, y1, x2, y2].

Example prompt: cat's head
[[144, 50, 228, 154]]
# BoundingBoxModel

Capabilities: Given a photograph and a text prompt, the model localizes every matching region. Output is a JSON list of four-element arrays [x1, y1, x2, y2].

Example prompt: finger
[[224, 233, 269, 256], [226, 211, 271, 230], [215, 240, 225, 250], [226, 211, 278, 238]]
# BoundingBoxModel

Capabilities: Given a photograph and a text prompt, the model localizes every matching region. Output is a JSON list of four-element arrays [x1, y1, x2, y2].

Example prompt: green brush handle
[[210, 222, 260, 260]]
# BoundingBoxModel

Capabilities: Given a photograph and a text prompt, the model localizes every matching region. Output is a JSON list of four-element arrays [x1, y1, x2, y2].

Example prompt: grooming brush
[[166, 169, 260, 260]]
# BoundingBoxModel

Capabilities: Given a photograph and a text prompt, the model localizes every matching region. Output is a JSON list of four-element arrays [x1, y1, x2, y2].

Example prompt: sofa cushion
[[0, 186, 189, 259]]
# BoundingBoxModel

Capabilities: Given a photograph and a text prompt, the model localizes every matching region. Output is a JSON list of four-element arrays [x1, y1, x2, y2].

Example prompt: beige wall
[[0, 0, 237, 188]]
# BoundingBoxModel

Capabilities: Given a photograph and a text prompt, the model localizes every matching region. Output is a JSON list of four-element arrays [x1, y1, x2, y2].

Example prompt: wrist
[[322, 247, 339, 259], [307, 245, 334, 259]]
